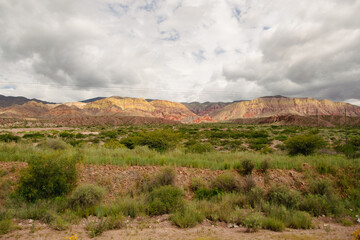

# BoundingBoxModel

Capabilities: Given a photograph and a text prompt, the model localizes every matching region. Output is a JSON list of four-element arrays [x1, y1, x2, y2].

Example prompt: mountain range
[[0, 94, 359, 126], [0, 94, 53, 108]]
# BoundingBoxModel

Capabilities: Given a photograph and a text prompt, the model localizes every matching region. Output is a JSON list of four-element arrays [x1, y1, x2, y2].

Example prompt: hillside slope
[[1, 95, 360, 126], [211, 96, 360, 120]]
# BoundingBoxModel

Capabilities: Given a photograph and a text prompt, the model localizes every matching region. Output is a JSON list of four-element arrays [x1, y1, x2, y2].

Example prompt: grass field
[[0, 123, 359, 238]]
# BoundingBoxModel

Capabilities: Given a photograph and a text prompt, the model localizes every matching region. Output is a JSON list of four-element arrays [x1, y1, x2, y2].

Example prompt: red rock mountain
[[0, 95, 360, 125], [0, 97, 207, 123], [210, 96, 360, 121]]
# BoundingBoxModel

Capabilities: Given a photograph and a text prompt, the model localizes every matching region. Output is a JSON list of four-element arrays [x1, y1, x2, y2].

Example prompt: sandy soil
[[1, 218, 359, 240], [0, 127, 73, 133]]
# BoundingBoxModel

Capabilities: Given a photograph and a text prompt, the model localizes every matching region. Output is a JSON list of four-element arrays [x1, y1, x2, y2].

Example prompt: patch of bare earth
[[1, 218, 358, 240], [0, 127, 73, 133]]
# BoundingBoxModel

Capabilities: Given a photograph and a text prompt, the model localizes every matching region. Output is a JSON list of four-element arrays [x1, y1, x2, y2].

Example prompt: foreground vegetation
[[0, 124, 359, 237]]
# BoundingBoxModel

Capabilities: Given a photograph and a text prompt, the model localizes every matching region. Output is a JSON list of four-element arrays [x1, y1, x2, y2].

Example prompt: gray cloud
[[221, 0, 360, 103], [0, 0, 359, 104]]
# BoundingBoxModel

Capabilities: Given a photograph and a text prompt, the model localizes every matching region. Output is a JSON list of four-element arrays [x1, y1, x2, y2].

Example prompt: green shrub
[[186, 142, 214, 154], [299, 194, 332, 217], [99, 196, 146, 218], [248, 130, 269, 139], [260, 146, 273, 154], [248, 139, 268, 151], [194, 188, 221, 200], [50, 215, 70, 231], [275, 135, 287, 141], [0, 219, 13, 235], [197, 196, 241, 223], [119, 136, 140, 149], [189, 177, 207, 192], [229, 208, 246, 225], [23, 133, 45, 139], [75, 133, 86, 139], [138, 168, 176, 192], [38, 138, 70, 150], [100, 131, 118, 139], [262, 204, 312, 229], [59, 132, 75, 139], [154, 167, 176, 187], [85, 215, 124, 238], [68, 184, 106, 209], [0, 179, 12, 202], [335, 143, 360, 159], [8, 199, 58, 223], [147, 186, 184, 216], [262, 217, 285, 232], [260, 159, 271, 173], [309, 179, 333, 196], [67, 139, 84, 147], [243, 212, 264, 232], [235, 159, 255, 176], [103, 139, 125, 149], [242, 175, 256, 193], [0, 133, 20, 143], [170, 205, 204, 228], [350, 136, 360, 147], [339, 218, 354, 226], [246, 187, 265, 208], [242, 159, 255, 175], [285, 134, 326, 155], [122, 130, 180, 152], [211, 173, 241, 192], [262, 204, 288, 221], [287, 211, 312, 229], [0, 170, 8, 177], [267, 186, 301, 209], [17, 155, 77, 201]]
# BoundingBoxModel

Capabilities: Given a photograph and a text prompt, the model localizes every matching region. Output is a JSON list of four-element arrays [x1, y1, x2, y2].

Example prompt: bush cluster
[[285, 134, 326, 155], [0, 134, 20, 143], [121, 130, 180, 152], [147, 185, 184, 216], [17, 155, 77, 202], [185, 142, 214, 154], [68, 184, 106, 209]]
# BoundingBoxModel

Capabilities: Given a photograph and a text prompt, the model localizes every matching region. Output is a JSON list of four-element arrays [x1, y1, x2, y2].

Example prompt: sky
[[0, 0, 359, 104]]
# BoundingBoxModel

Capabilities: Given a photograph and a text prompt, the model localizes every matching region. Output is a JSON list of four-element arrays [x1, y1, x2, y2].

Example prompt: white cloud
[[0, 0, 359, 103]]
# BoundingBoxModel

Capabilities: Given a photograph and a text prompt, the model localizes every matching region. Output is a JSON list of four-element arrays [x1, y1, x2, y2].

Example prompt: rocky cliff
[[211, 96, 360, 120], [1, 95, 360, 125]]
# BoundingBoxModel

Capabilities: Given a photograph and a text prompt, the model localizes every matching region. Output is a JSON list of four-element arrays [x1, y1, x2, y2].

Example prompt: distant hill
[[0, 96, 212, 124], [0, 94, 53, 108], [183, 102, 232, 116], [210, 96, 360, 120], [183, 100, 248, 116], [1, 95, 360, 126]]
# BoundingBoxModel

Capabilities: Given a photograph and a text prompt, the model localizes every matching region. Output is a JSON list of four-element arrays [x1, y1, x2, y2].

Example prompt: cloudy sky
[[0, 0, 359, 104]]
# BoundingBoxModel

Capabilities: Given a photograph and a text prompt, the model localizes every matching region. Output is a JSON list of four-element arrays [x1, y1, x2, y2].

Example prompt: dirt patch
[[0, 127, 73, 133], [1, 218, 358, 240]]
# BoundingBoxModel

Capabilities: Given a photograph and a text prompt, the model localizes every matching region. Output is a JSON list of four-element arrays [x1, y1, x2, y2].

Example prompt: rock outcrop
[[211, 96, 360, 120]]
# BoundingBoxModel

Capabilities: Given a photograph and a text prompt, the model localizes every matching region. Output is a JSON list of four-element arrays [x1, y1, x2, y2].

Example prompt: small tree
[[17, 154, 77, 201], [285, 134, 326, 156]]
